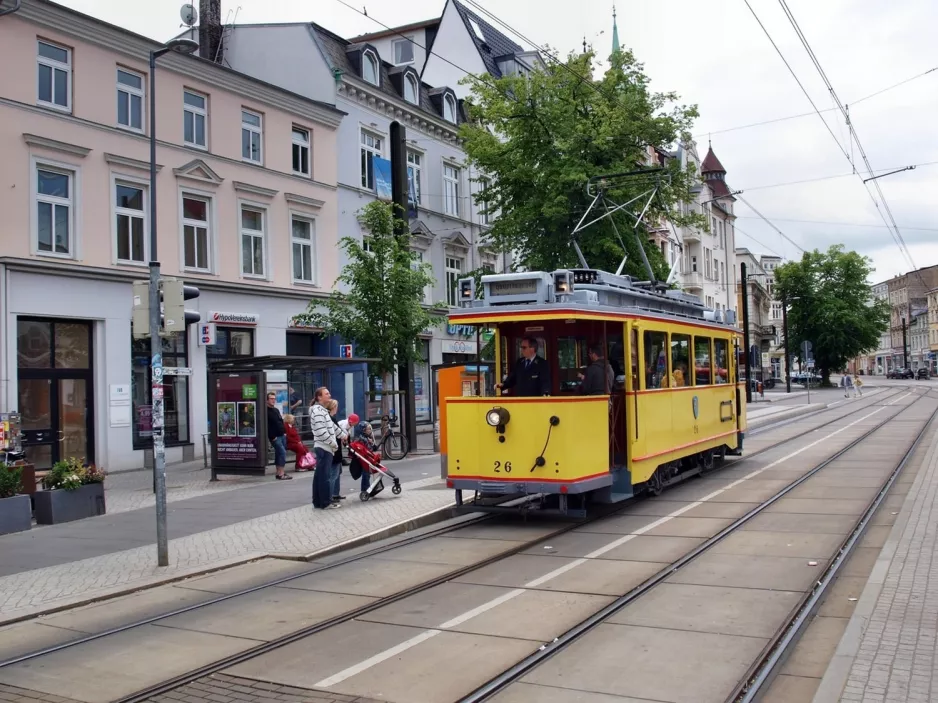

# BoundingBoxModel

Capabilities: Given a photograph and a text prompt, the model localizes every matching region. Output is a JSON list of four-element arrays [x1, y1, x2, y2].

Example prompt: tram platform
[[812, 400, 938, 703]]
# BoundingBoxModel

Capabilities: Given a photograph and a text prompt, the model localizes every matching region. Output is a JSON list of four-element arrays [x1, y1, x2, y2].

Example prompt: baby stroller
[[347, 423, 402, 502]]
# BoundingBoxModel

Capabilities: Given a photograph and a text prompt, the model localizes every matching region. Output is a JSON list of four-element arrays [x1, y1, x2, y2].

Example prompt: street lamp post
[[781, 294, 800, 394], [148, 38, 197, 567]]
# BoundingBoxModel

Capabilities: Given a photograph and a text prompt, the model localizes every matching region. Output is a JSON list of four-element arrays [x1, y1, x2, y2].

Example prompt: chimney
[[199, 0, 222, 63]]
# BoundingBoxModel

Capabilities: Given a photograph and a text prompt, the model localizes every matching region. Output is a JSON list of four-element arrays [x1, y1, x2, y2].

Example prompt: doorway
[[16, 318, 95, 470]]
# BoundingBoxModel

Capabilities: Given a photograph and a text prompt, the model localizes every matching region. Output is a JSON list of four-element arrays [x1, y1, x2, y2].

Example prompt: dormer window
[[362, 50, 379, 86], [443, 94, 457, 123], [404, 74, 418, 105], [468, 18, 485, 42]]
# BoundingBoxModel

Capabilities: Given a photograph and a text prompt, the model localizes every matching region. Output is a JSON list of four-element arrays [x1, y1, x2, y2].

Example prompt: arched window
[[443, 93, 457, 123], [362, 50, 379, 86], [404, 73, 418, 104]]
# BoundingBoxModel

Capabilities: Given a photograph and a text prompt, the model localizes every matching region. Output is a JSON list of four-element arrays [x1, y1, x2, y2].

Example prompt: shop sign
[[448, 324, 476, 337], [210, 311, 258, 326], [198, 323, 216, 346], [442, 340, 478, 355]]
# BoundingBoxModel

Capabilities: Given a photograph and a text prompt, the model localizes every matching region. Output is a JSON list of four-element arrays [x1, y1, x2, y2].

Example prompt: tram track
[[459, 389, 938, 702], [0, 387, 921, 703]]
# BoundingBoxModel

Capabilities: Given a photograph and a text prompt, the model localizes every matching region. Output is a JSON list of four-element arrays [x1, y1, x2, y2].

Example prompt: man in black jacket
[[497, 336, 551, 397], [579, 344, 615, 395], [266, 392, 292, 480]]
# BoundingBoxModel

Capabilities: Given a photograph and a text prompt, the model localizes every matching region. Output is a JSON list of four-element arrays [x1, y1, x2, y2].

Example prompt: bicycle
[[377, 414, 410, 460]]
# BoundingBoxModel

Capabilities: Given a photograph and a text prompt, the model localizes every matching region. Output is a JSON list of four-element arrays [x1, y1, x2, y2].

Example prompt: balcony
[[683, 272, 703, 291], [683, 229, 701, 243]]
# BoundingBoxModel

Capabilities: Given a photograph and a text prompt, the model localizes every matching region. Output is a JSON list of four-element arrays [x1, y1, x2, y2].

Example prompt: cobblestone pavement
[[827, 410, 938, 702], [0, 682, 85, 703], [0, 476, 451, 619]]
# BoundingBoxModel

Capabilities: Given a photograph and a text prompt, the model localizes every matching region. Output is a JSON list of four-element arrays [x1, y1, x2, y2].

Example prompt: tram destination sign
[[483, 272, 553, 304]]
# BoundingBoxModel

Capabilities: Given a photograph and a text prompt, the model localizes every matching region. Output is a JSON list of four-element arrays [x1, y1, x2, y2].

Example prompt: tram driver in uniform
[[496, 336, 551, 396]]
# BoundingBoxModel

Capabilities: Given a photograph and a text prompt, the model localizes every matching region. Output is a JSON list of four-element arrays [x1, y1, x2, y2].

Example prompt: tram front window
[[557, 336, 587, 392]]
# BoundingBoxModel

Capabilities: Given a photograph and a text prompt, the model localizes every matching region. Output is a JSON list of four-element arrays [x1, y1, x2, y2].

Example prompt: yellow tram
[[440, 267, 747, 516]]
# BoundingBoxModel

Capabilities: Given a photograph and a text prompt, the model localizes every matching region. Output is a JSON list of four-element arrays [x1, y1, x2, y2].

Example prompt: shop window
[[694, 337, 712, 385], [131, 333, 189, 448], [643, 330, 668, 389], [206, 327, 254, 365], [714, 338, 729, 384], [414, 339, 431, 424], [671, 334, 690, 387]]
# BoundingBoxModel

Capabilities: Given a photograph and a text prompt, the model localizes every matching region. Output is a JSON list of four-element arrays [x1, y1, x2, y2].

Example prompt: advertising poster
[[212, 373, 264, 468], [374, 156, 393, 200]]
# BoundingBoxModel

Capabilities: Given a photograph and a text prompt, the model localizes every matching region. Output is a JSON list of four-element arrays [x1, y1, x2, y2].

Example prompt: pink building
[[0, 0, 345, 471]]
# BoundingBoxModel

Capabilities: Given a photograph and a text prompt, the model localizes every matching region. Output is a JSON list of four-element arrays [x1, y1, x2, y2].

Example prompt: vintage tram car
[[439, 267, 747, 516]]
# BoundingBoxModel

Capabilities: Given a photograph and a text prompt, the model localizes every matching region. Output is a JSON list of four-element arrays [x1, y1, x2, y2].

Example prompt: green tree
[[292, 201, 443, 383], [774, 245, 889, 386], [459, 48, 704, 279]]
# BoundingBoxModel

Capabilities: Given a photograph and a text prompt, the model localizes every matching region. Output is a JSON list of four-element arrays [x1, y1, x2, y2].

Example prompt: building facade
[[887, 266, 938, 372], [759, 255, 786, 380], [217, 2, 537, 425], [672, 143, 737, 315], [0, 0, 347, 471]]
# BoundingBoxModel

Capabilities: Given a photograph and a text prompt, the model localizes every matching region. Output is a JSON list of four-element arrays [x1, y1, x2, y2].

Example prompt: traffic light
[[161, 277, 201, 333], [130, 278, 201, 339]]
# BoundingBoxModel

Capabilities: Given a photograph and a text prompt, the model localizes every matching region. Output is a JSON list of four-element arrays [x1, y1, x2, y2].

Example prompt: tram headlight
[[485, 407, 510, 428]]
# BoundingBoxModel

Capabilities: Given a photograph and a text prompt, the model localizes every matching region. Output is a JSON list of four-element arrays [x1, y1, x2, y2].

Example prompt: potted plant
[[0, 463, 32, 535], [33, 457, 107, 525]]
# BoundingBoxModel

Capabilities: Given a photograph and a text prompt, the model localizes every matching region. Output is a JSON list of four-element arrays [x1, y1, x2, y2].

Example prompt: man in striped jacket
[[310, 387, 339, 509]]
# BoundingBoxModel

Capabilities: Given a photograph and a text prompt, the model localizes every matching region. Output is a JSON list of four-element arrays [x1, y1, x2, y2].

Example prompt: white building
[[672, 143, 737, 315]]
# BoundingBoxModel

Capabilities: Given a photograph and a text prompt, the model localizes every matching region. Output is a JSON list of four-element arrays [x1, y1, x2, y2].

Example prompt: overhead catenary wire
[[694, 66, 938, 139], [744, 0, 916, 275]]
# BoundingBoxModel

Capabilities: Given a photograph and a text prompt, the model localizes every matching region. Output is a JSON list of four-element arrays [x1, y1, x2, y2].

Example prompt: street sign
[[163, 367, 193, 376], [339, 344, 353, 359]]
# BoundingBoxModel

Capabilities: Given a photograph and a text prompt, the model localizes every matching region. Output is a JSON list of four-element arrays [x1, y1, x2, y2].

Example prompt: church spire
[[611, 3, 620, 55]]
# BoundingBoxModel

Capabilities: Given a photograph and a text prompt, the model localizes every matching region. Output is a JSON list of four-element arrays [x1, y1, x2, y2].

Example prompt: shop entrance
[[16, 317, 95, 470]]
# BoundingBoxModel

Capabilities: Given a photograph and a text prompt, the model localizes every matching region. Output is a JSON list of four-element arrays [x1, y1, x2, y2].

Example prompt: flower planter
[[34, 483, 106, 525], [0, 494, 32, 535]]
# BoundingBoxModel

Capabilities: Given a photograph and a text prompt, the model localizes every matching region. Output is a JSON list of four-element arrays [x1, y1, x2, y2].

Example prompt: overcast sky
[[55, 0, 938, 283]]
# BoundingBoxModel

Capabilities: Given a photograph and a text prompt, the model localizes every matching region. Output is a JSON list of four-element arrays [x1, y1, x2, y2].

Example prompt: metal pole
[[741, 263, 752, 404], [389, 121, 417, 450], [782, 295, 791, 393], [149, 50, 169, 568], [902, 317, 908, 370]]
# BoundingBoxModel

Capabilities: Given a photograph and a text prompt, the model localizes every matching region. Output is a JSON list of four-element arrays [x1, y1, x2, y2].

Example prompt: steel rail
[[459, 391, 931, 702], [728, 399, 938, 701], [748, 386, 904, 437], [0, 387, 908, 676]]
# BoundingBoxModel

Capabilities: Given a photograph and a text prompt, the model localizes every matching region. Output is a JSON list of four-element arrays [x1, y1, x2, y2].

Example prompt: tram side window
[[694, 337, 712, 385], [557, 337, 587, 392], [671, 334, 691, 387], [644, 330, 669, 389], [714, 338, 729, 384]]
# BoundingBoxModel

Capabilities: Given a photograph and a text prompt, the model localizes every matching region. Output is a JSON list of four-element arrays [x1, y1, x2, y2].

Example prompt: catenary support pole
[[390, 121, 418, 449], [741, 263, 752, 404], [149, 50, 169, 568], [782, 295, 791, 393], [902, 316, 908, 370]]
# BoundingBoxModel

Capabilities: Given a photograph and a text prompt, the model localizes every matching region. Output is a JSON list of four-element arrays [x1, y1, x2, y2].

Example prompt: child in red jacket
[[283, 414, 313, 472]]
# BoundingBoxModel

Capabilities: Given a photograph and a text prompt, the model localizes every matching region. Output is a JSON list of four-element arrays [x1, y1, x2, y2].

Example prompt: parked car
[[888, 368, 914, 379], [917, 368, 930, 380]]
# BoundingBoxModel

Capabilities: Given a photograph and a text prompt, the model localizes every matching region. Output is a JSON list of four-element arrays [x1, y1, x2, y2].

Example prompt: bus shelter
[[207, 355, 377, 480]]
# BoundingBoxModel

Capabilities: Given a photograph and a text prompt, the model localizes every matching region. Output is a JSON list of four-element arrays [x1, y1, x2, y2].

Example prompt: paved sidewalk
[[0, 454, 453, 622], [813, 401, 938, 702]]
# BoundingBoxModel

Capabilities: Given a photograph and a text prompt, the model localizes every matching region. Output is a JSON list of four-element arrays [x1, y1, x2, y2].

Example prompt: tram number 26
[[493, 460, 512, 473]]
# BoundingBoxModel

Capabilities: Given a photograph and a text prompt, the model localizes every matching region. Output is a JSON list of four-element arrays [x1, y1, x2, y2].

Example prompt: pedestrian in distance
[[310, 387, 339, 509], [496, 336, 551, 396], [266, 393, 292, 480], [853, 374, 863, 397]]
